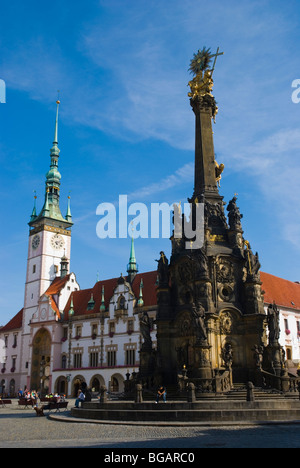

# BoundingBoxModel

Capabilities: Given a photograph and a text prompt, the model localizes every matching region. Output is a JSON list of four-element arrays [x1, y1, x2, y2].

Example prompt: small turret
[[127, 236, 138, 284], [60, 253, 69, 278]]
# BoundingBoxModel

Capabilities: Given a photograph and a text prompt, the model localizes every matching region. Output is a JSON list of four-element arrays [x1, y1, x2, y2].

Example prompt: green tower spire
[[30, 191, 38, 223], [127, 236, 138, 284], [29, 100, 73, 230], [65, 195, 72, 223]]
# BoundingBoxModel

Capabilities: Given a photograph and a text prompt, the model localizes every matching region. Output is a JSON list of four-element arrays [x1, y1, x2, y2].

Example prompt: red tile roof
[[1, 309, 23, 332], [45, 275, 71, 296], [4, 271, 300, 331], [63, 271, 158, 320], [43, 274, 71, 319], [261, 272, 300, 311]]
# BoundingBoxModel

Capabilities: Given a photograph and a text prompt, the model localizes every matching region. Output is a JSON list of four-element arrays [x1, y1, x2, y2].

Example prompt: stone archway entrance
[[31, 328, 51, 394], [55, 376, 67, 395], [90, 375, 105, 393], [72, 376, 86, 397]]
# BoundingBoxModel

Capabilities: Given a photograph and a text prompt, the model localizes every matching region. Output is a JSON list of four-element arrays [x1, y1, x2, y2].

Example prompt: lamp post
[[66, 374, 71, 398], [40, 357, 46, 397]]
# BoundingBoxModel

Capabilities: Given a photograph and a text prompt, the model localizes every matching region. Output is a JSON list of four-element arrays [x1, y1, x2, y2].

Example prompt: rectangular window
[[107, 350, 116, 367], [33, 265, 36, 274], [125, 349, 136, 366], [73, 353, 82, 368], [90, 352, 99, 367]]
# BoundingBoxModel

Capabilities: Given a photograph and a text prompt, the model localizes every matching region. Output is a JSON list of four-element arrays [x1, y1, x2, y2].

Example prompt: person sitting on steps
[[156, 386, 167, 403]]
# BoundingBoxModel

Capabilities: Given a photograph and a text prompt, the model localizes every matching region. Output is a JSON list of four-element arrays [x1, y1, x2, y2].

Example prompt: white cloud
[[127, 162, 194, 201], [2, 0, 300, 252]]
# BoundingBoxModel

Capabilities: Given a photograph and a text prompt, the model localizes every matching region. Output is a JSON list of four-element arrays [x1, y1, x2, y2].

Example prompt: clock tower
[[23, 100, 73, 321]]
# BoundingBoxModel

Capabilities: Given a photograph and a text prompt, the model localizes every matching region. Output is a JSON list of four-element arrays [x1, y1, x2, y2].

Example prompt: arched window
[[118, 295, 126, 309], [111, 377, 119, 392], [9, 379, 15, 396], [61, 355, 67, 369]]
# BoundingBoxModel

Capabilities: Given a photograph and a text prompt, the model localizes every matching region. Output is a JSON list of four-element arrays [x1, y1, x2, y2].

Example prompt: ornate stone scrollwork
[[219, 311, 234, 335], [216, 258, 234, 283]]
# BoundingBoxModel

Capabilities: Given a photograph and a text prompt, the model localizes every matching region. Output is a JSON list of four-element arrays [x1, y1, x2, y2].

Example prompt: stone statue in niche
[[221, 343, 233, 369], [267, 302, 280, 345], [227, 196, 243, 230], [156, 251, 169, 287], [244, 242, 261, 279], [192, 302, 208, 344], [253, 344, 264, 370], [139, 310, 152, 349], [195, 247, 209, 278]]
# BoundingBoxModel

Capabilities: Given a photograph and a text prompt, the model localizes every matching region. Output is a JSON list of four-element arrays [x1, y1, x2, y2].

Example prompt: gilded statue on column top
[[188, 69, 214, 100], [188, 47, 223, 121]]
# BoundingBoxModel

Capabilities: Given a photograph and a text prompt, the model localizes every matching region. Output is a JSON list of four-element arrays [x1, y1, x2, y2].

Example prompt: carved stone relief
[[219, 311, 234, 335]]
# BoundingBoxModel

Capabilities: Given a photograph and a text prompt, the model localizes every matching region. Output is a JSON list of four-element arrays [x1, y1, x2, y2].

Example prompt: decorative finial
[[138, 278, 144, 307], [100, 285, 105, 312], [30, 190, 38, 222], [53, 96, 60, 144], [65, 191, 72, 222]]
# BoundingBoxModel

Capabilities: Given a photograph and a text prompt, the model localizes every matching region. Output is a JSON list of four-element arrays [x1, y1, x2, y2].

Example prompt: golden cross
[[211, 47, 224, 75]]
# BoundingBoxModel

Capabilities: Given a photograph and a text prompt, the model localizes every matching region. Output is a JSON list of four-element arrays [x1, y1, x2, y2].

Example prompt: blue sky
[[0, 0, 300, 325]]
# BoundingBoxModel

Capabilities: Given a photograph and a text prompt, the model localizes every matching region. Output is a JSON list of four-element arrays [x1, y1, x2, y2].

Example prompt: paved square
[[1, 400, 300, 448]]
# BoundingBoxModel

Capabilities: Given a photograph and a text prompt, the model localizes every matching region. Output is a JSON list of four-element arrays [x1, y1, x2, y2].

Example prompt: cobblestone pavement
[[1, 400, 300, 448]]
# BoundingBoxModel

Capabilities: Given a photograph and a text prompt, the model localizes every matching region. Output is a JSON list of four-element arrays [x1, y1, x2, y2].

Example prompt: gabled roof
[[261, 272, 300, 311], [0, 309, 23, 332], [43, 274, 71, 319], [63, 271, 158, 320], [44, 274, 71, 296]]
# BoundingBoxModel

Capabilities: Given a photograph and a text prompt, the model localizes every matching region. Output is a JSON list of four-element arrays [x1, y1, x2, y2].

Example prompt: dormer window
[[87, 294, 95, 311]]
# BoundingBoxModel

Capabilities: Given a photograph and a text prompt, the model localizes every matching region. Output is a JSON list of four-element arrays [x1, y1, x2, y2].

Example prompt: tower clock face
[[51, 234, 64, 250], [32, 234, 40, 250]]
